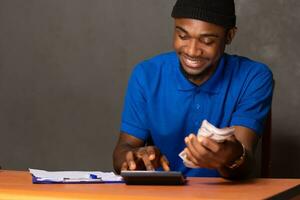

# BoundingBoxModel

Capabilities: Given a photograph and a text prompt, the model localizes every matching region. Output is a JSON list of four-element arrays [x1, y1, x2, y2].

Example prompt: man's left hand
[[183, 134, 244, 170]]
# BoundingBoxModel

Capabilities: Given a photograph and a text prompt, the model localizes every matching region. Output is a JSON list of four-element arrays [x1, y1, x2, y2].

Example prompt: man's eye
[[202, 38, 214, 45], [178, 34, 188, 40]]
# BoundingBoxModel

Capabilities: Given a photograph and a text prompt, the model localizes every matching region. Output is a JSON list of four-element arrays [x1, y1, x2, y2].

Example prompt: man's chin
[[182, 67, 206, 77], [181, 64, 214, 81]]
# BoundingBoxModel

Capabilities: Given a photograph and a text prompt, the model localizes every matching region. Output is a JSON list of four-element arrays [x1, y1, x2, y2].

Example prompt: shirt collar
[[175, 53, 227, 94]]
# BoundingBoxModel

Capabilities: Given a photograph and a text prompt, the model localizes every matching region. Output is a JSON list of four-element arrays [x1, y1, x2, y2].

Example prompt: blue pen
[[89, 174, 99, 179]]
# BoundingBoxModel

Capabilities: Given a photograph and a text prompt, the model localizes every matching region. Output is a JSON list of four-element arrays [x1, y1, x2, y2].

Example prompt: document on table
[[29, 168, 123, 184]]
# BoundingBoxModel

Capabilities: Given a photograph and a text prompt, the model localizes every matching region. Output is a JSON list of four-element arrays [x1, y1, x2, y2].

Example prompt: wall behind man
[[0, 0, 299, 177]]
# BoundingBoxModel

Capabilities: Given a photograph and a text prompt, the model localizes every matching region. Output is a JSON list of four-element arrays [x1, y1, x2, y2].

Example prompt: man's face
[[173, 18, 233, 84]]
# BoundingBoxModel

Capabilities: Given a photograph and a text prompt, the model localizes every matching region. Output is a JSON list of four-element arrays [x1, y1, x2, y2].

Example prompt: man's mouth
[[182, 55, 207, 69]]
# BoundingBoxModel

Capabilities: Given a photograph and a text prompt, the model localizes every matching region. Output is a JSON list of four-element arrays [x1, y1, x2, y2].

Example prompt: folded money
[[179, 120, 235, 168], [199, 120, 234, 143]]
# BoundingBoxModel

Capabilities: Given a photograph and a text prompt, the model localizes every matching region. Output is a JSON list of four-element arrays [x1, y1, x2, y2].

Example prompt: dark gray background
[[0, 0, 299, 178]]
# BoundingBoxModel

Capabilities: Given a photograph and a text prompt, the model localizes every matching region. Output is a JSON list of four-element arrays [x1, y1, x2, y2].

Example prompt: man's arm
[[184, 126, 259, 180], [113, 132, 170, 174]]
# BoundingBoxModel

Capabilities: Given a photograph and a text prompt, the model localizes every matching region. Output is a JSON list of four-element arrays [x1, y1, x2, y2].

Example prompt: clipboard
[[120, 170, 186, 185]]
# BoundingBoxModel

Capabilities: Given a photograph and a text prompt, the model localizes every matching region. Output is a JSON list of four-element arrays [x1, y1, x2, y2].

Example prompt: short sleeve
[[120, 64, 150, 141], [230, 66, 274, 135]]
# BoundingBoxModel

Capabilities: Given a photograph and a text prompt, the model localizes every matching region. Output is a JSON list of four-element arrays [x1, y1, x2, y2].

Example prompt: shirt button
[[196, 104, 200, 110]]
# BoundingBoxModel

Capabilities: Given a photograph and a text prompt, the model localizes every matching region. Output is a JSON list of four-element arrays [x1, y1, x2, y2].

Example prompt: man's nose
[[186, 39, 202, 57]]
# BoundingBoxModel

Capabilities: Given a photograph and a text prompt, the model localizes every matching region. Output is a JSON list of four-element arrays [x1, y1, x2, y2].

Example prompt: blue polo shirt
[[121, 51, 273, 177]]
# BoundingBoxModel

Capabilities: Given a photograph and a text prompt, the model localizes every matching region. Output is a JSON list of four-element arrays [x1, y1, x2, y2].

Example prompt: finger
[[121, 162, 129, 171], [184, 147, 199, 166], [141, 154, 155, 171], [146, 146, 156, 161], [196, 137, 225, 169], [200, 137, 220, 153], [126, 151, 136, 170], [185, 134, 203, 159], [160, 155, 170, 171], [197, 135, 204, 143], [186, 135, 215, 168]]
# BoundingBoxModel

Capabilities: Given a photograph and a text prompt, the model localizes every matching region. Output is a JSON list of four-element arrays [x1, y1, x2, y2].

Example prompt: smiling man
[[113, 0, 273, 179]]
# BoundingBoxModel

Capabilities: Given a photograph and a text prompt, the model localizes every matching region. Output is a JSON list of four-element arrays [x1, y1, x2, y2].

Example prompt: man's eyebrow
[[175, 26, 188, 34], [200, 33, 219, 38], [175, 26, 219, 38]]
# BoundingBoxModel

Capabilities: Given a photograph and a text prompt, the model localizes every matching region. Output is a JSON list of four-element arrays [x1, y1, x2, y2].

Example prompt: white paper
[[29, 168, 123, 183]]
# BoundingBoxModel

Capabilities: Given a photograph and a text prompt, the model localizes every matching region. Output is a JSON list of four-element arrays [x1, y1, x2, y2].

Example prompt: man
[[113, 0, 273, 179]]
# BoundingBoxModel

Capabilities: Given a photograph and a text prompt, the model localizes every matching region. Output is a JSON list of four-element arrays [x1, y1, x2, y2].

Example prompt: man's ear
[[225, 27, 237, 44]]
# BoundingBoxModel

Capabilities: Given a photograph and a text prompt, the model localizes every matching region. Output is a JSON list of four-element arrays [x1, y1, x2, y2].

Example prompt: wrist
[[227, 144, 246, 170]]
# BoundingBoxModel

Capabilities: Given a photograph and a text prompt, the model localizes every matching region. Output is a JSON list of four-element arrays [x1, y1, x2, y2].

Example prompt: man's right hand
[[113, 133, 170, 174], [121, 146, 170, 171]]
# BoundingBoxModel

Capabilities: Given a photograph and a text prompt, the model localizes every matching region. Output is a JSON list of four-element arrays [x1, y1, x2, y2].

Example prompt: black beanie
[[171, 0, 236, 28]]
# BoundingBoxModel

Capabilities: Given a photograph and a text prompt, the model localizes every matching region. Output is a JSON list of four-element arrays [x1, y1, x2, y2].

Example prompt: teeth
[[186, 59, 198, 64], [184, 57, 201, 67]]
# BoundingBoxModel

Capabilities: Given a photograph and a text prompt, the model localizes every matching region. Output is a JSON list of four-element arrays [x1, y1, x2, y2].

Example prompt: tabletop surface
[[0, 170, 299, 200]]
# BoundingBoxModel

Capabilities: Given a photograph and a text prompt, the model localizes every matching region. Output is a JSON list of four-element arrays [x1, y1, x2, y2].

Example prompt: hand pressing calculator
[[120, 170, 186, 185]]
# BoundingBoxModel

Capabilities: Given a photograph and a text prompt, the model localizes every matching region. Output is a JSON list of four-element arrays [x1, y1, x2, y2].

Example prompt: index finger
[[146, 146, 156, 160], [141, 154, 155, 171], [160, 155, 170, 171]]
